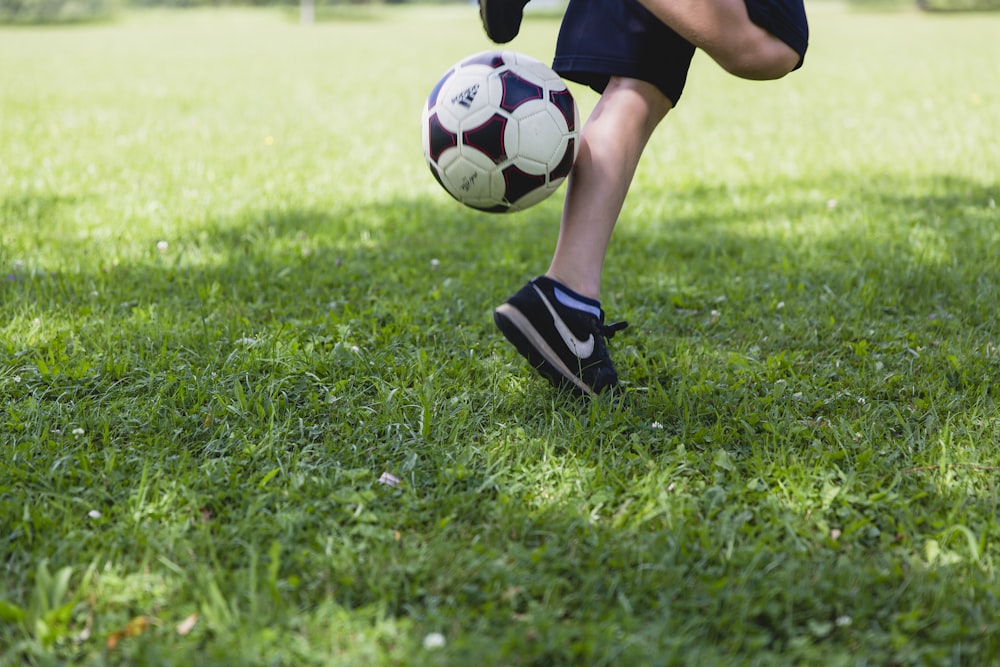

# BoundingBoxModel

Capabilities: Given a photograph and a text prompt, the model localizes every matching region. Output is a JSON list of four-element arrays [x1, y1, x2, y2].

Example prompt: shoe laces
[[598, 320, 628, 339]]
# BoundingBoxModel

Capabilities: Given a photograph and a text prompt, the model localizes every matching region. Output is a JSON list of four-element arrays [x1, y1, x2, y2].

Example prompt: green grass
[[1, 3, 999, 665]]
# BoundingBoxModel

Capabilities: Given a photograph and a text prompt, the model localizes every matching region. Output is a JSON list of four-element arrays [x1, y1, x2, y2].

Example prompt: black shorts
[[552, 0, 809, 106]]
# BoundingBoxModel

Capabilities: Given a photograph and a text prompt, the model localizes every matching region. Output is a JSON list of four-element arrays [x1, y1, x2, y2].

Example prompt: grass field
[[1, 3, 999, 665]]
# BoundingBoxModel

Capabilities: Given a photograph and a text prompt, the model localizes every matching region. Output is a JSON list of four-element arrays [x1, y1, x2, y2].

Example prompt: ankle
[[543, 271, 600, 302]]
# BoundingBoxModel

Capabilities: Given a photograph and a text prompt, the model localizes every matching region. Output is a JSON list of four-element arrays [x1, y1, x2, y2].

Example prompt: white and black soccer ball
[[421, 50, 580, 214]]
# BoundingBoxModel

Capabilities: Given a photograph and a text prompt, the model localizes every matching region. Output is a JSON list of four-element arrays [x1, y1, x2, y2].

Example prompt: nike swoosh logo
[[534, 285, 595, 358]]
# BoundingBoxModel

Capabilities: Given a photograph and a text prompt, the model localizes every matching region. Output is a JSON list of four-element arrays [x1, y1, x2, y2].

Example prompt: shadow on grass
[[3, 170, 995, 442], [4, 170, 995, 328], [1, 171, 998, 662], [2, 169, 995, 453]]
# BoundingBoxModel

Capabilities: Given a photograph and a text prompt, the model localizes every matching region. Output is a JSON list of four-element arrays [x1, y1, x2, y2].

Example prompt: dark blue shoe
[[494, 277, 627, 396], [479, 0, 530, 44]]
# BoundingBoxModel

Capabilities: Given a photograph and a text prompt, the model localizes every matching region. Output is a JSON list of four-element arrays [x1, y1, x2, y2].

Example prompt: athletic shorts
[[552, 0, 809, 106]]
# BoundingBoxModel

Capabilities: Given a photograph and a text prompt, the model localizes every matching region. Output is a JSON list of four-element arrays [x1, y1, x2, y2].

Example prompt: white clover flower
[[378, 472, 401, 487]]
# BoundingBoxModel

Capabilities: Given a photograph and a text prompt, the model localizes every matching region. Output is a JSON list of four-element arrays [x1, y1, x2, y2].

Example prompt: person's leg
[[492, 76, 671, 396], [480, 0, 808, 81], [546, 76, 673, 301], [493, 0, 691, 395], [634, 0, 799, 79]]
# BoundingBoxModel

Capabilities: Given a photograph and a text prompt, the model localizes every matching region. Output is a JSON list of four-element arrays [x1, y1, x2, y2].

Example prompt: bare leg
[[636, 0, 799, 79], [546, 77, 673, 301]]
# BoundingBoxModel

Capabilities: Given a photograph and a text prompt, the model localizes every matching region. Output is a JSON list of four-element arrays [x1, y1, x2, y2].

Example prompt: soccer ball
[[421, 50, 579, 214]]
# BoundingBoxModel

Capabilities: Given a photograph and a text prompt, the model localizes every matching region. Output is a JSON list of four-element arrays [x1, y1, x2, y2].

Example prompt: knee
[[716, 40, 800, 81], [599, 77, 674, 130]]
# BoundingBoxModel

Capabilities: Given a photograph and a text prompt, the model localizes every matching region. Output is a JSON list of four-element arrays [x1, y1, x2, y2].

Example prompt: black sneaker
[[494, 277, 628, 396], [479, 0, 530, 44]]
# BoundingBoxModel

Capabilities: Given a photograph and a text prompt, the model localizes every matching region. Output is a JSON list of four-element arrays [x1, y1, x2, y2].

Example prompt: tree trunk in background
[[300, 0, 314, 25]]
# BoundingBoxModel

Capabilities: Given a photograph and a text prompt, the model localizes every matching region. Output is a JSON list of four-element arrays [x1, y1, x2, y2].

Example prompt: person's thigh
[[634, 0, 807, 78]]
